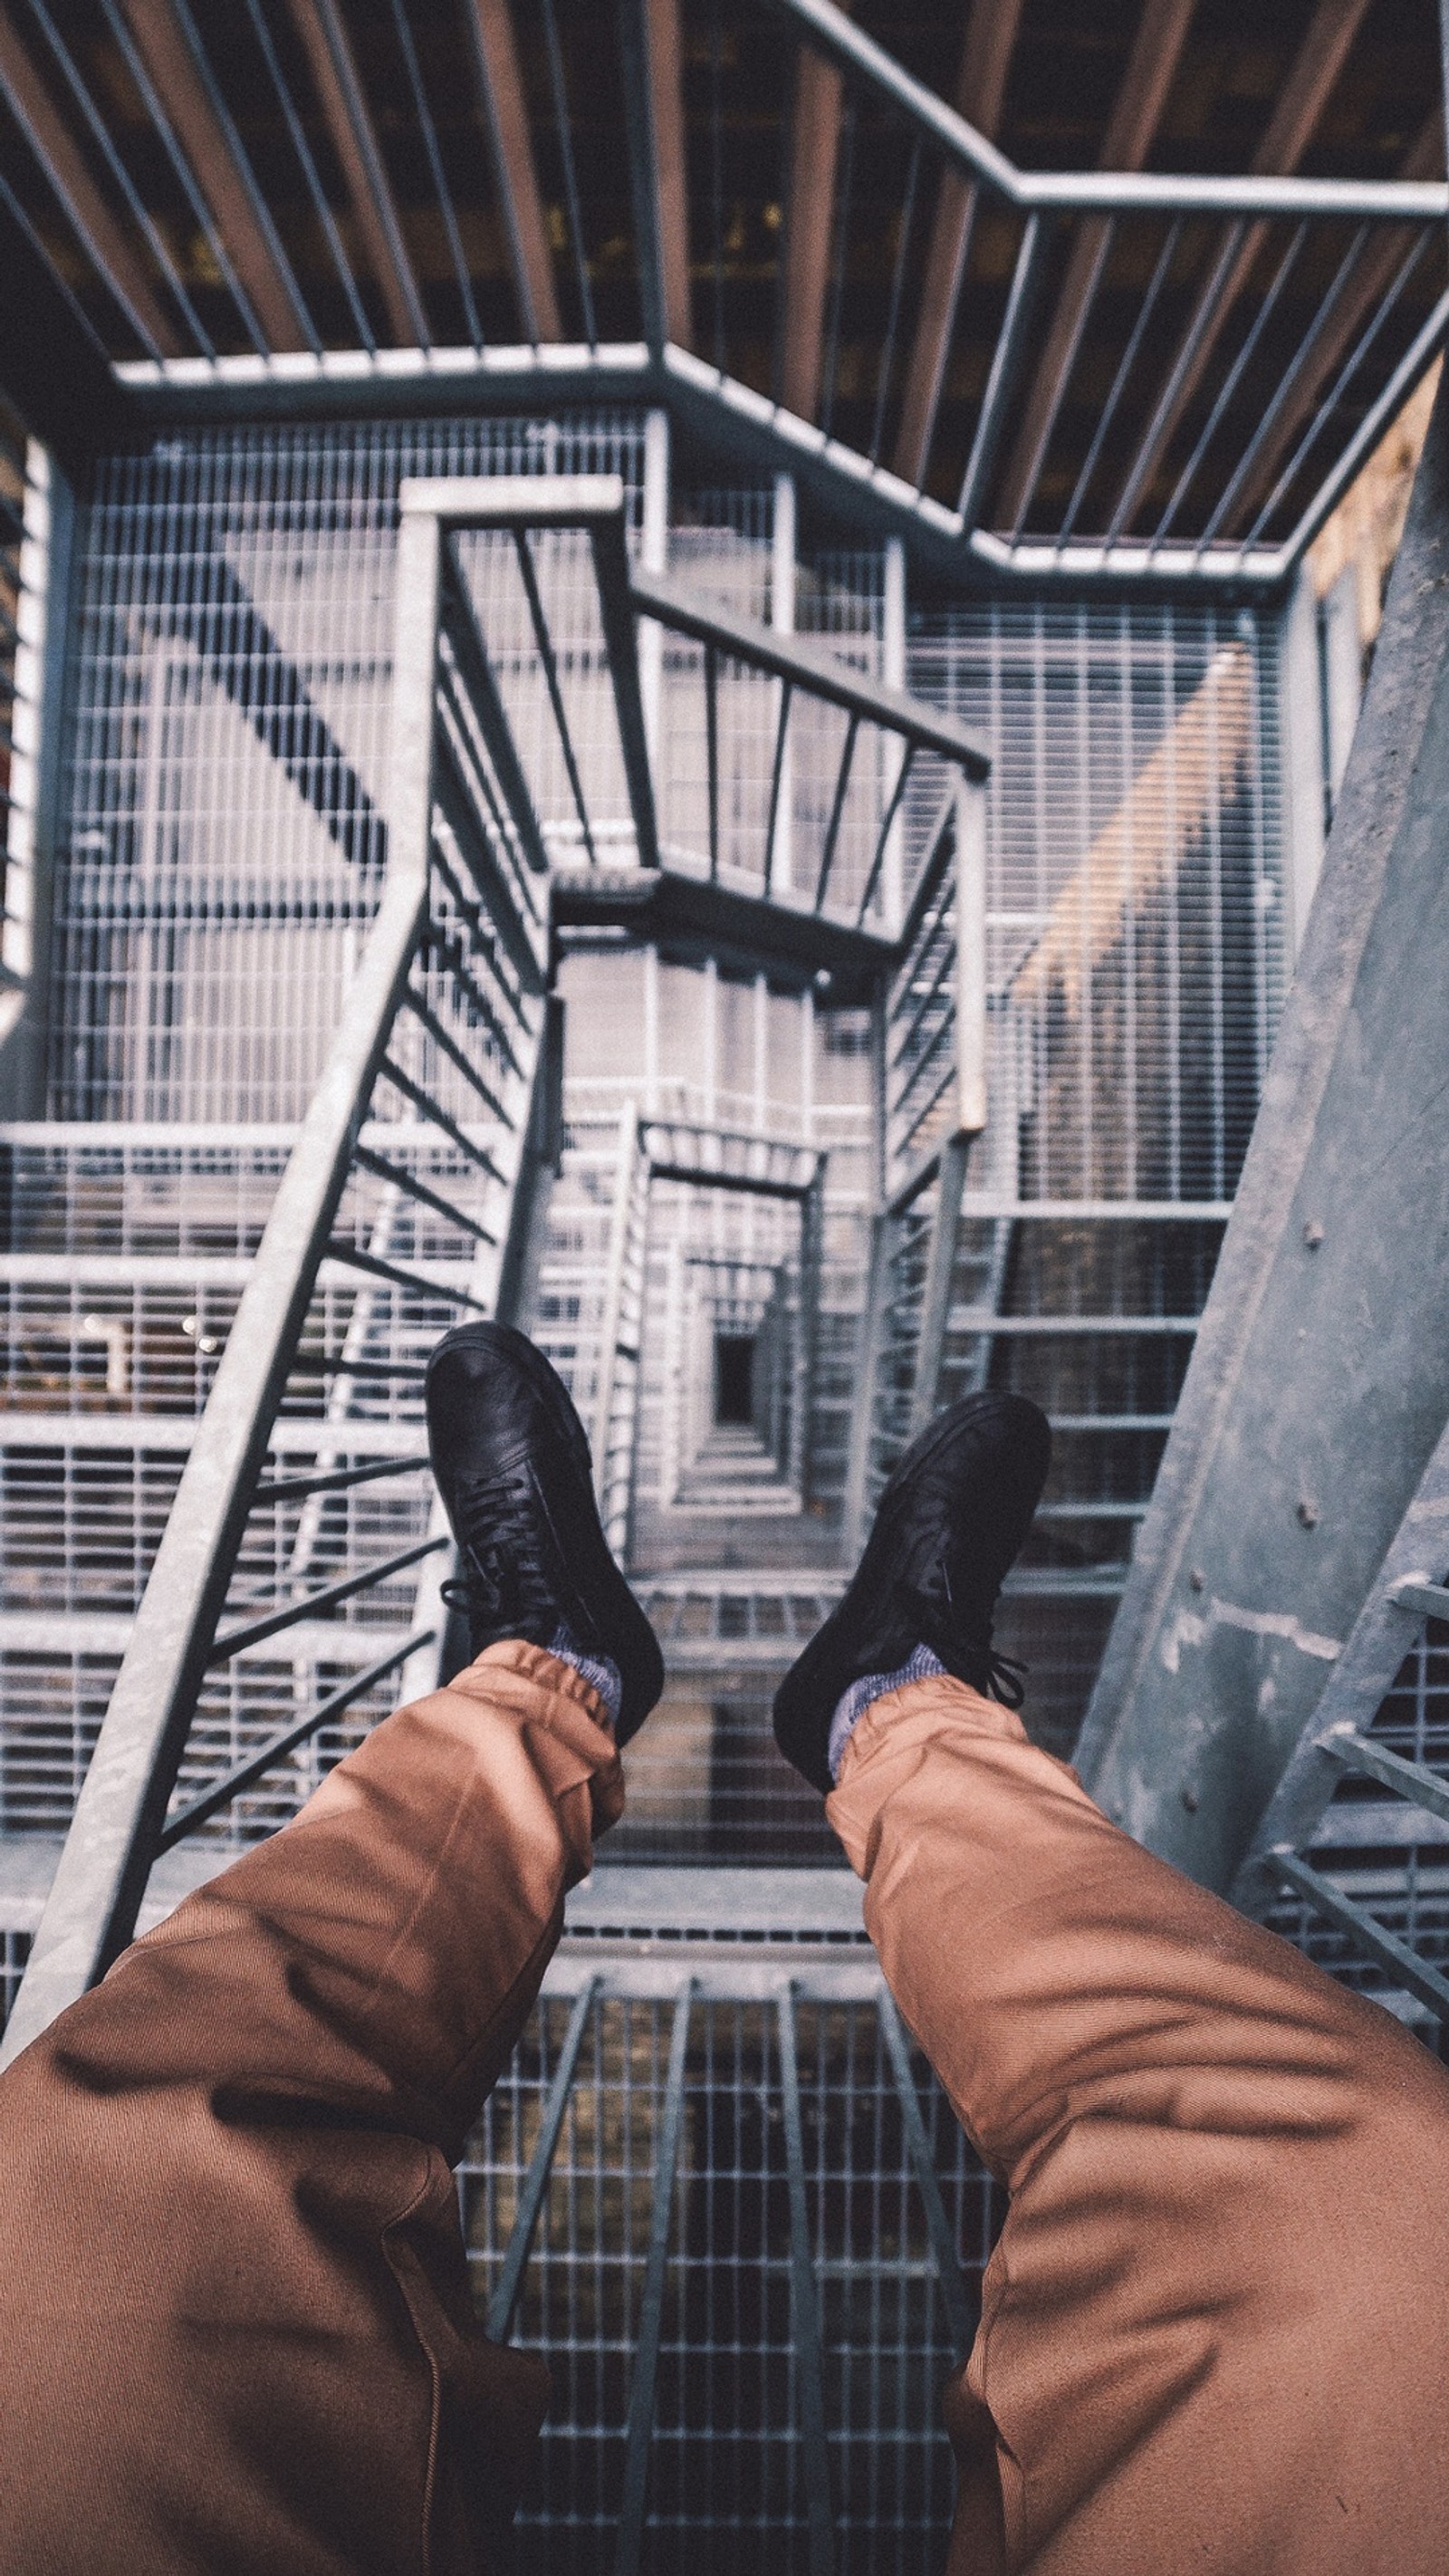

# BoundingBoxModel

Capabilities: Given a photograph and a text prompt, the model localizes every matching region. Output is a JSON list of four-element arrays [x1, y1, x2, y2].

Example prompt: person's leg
[[0, 1322, 666, 2576], [775, 1393, 1449, 2572], [828, 1677, 1449, 2575], [0, 1642, 618, 2576]]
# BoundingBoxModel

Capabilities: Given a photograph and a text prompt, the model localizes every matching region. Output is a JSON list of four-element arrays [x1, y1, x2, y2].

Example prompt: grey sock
[[549, 1621, 622, 1728], [827, 1644, 946, 1782]]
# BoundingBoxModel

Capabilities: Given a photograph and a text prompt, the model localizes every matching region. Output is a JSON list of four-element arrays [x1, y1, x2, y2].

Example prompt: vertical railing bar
[[436, 657, 542, 915], [813, 711, 859, 912], [1149, 219, 1310, 547], [856, 738, 915, 927], [877, 1990, 977, 2362], [705, 640, 720, 880], [438, 555, 552, 877], [1107, 216, 1247, 541], [763, 677, 793, 898], [772, 1988, 839, 2576], [512, 527, 599, 867], [1058, 217, 1182, 545], [957, 212, 1043, 528], [539, 0, 597, 347], [776, 1984, 837, 2576], [613, 1980, 696, 2576], [1230, 230, 1431, 553], [487, 1975, 601, 2344]]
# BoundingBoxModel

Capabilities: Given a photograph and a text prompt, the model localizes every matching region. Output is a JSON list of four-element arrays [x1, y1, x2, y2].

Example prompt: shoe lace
[[904, 1565, 1028, 1710], [440, 1477, 552, 1640]]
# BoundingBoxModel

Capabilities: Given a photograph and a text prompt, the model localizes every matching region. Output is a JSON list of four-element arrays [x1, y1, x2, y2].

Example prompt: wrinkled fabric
[[0, 1640, 621, 2576], [3, 1649, 1447, 2573], [828, 1674, 1449, 2575]]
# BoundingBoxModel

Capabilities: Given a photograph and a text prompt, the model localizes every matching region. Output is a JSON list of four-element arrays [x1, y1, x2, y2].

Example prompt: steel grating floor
[[462, 1965, 1002, 2575]]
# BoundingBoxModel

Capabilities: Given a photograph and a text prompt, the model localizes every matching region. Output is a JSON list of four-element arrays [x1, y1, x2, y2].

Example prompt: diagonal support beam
[[119, 0, 312, 351], [618, 0, 692, 354], [464, 0, 562, 343], [779, 12, 849, 422], [994, 0, 1197, 531], [284, 0, 428, 346], [1112, 0, 1375, 533], [891, 0, 1025, 490], [0, 0, 181, 356]]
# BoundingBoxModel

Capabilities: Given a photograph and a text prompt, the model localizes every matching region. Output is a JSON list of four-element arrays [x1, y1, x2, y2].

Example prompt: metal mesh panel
[[53, 414, 644, 1122], [463, 1986, 999, 2572], [0, 403, 22, 926], [909, 601, 1282, 1205]]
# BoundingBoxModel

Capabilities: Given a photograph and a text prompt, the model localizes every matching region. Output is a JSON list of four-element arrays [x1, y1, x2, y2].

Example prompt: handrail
[[0, 483, 610, 2065]]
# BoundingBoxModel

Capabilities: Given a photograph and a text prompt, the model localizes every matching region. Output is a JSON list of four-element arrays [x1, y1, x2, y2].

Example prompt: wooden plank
[[464, 0, 562, 343], [120, 0, 309, 351], [0, 0, 181, 355], [1112, 0, 1375, 531], [779, 16, 849, 421], [284, 0, 427, 346], [1223, 109, 1442, 539], [646, 0, 691, 347], [892, 0, 1025, 488], [994, 0, 1197, 529]]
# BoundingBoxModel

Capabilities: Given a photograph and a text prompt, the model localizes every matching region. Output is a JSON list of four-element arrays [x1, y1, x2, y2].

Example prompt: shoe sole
[[426, 1321, 664, 1745], [774, 1393, 1049, 1793]]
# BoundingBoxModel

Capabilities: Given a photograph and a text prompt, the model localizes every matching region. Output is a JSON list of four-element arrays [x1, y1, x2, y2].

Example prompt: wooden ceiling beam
[[120, 0, 310, 352], [463, 0, 561, 345], [993, 0, 1197, 531], [284, 0, 427, 347], [891, 0, 1025, 491], [0, 0, 181, 357], [1113, 0, 1375, 532], [778, 11, 849, 423], [646, 0, 691, 350]]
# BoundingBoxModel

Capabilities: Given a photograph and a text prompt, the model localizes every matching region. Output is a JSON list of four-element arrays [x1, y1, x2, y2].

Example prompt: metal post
[[613, 1982, 695, 2576], [775, 1985, 836, 2576], [639, 406, 668, 772], [486, 1976, 601, 2344], [591, 1100, 642, 1482], [1277, 564, 1327, 960], [878, 1993, 977, 2361], [907, 1128, 970, 1439], [955, 774, 989, 1139]]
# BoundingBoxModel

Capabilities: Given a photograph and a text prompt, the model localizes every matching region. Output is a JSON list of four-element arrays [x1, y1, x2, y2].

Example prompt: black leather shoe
[[425, 1320, 664, 1744], [773, 1392, 1051, 1793]]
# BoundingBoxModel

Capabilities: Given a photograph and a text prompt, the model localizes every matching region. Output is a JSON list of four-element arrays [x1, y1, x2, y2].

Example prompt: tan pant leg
[[0, 1639, 620, 2576], [828, 1675, 1449, 2576]]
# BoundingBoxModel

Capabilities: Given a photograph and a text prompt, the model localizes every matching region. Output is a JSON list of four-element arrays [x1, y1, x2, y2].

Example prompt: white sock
[[548, 1622, 622, 1728], [827, 1645, 946, 1782]]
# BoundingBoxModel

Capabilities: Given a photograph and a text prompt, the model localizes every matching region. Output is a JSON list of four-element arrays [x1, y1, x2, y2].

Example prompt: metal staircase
[[0, 457, 1006, 2571]]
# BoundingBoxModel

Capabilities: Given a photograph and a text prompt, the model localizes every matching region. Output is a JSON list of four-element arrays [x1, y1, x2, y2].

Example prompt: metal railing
[[588, 1113, 829, 1555], [0, 477, 593, 2062], [1232, 1413, 1449, 2036], [843, 779, 987, 1552]]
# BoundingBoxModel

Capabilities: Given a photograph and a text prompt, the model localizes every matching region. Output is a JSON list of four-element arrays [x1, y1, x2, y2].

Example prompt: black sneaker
[[425, 1321, 664, 1745], [773, 1392, 1051, 1793]]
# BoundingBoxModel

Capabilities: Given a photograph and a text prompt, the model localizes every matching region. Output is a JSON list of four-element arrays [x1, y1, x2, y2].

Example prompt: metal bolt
[[1302, 1219, 1324, 1249], [1297, 1498, 1319, 1529]]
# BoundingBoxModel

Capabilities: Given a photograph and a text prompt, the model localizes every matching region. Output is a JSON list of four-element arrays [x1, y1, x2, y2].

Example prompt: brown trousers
[[1, 1642, 1447, 2572]]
